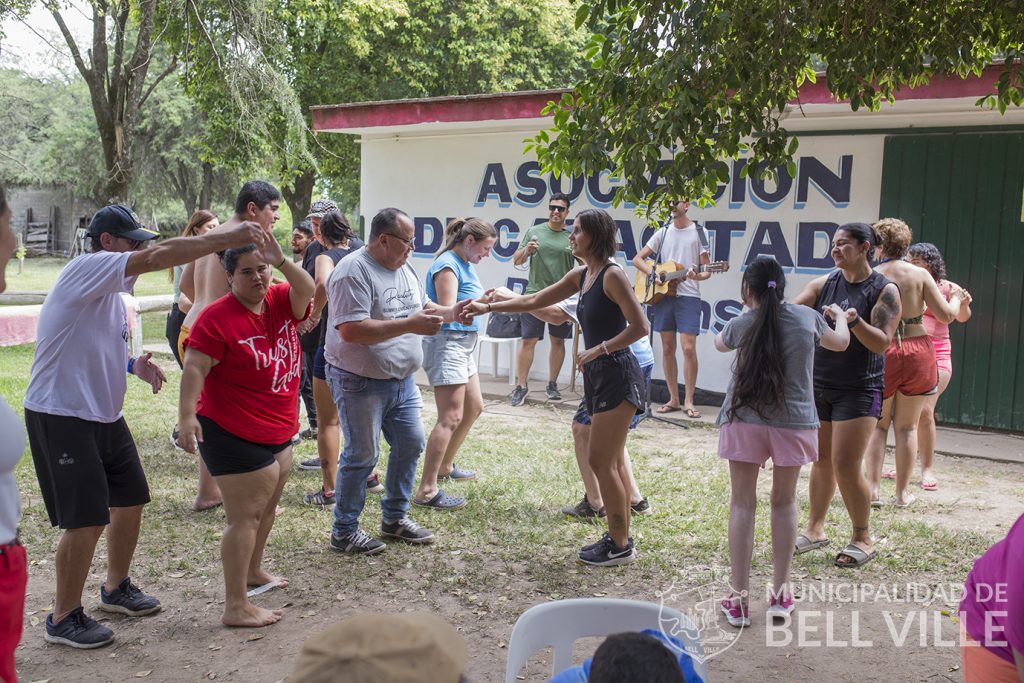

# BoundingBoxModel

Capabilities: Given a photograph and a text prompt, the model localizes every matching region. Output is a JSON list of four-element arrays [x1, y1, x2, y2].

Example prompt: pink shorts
[[931, 336, 952, 375], [718, 422, 818, 468]]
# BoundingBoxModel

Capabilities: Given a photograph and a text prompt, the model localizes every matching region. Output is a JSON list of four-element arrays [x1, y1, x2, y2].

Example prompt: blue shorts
[[520, 311, 573, 340], [653, 295, 701, 335], [313, 345, 328, 381], [573, 363, 653, 430]]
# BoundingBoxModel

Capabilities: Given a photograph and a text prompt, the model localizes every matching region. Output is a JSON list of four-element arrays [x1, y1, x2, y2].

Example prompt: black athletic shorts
[[814, 386, 883, 422], [520, 311, 573, 340], [581, 349, 646, 418], [196, 415, 292, 477], [25, 409, 151, 529]]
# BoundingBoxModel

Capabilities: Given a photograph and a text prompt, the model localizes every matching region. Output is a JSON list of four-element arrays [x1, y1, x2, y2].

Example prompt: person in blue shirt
[[413, 218, 497, 510]]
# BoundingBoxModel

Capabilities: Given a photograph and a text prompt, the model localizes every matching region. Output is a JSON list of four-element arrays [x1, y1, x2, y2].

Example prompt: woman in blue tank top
[[792, 222, 901, 569], [464, 209, 649, 566], [413, 218, 497, 511]]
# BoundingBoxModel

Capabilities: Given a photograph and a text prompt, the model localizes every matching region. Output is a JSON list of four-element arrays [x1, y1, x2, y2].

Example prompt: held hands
[[461, 299, 490, 323], [822, 303, 846, 323], [228, 221, 268, 249], [407, 309, 444, 336], [259, 231, 286, 267], [296, 315, 320, 335], [176, 415, 203, 455], [132, 352, 166, 393]]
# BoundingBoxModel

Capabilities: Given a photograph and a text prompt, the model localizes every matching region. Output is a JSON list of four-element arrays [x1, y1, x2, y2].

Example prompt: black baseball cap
[[88, 204, 159, 241]]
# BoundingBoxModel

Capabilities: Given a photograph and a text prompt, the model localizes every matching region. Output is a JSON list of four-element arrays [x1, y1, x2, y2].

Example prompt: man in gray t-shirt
[[323, 208, 467, 555]]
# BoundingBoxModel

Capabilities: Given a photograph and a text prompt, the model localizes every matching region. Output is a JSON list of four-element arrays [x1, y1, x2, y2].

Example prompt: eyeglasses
[[383, 232, 416, 248], [548, 205, 568, 213]]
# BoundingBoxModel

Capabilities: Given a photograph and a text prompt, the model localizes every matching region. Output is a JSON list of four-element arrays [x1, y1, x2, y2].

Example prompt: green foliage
[[534, 0, 1024, 213]]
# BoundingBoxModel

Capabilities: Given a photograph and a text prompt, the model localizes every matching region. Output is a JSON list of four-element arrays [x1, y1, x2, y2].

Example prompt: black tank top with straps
[[813, 269, 890, 391], [577, 264, 626, 349]]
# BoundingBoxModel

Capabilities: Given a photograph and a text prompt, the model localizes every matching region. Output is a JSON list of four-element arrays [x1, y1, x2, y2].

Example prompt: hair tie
[[767, 280, 777, 289]]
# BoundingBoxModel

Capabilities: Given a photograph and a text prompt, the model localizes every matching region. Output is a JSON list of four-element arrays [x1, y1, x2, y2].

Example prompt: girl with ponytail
[[414, 217, 497, 510], [714, 256, 850, 627]]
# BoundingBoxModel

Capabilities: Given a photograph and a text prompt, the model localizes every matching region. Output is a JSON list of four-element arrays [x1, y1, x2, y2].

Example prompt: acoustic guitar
[[633, 260, 730, 305]]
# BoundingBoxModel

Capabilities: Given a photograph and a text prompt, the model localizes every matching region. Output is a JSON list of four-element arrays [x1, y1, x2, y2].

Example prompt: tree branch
[[49, 7, 93, 82], [137, 55, 178, 110]]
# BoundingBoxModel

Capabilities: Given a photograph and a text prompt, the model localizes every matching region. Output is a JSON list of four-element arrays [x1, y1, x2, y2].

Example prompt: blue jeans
[[326, 364, 424, 536]]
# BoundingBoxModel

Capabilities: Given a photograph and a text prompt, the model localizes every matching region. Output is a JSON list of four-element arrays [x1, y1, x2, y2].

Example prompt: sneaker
[[97, 577, 162, 617], [366, 472, 385, 493], [381, 517, 435, 544], [561, 495, 606, 519], [439, 464, 476, 481], [330, 528, 386, 555], [170, 427, 184, 451], [720, 594, 749, 628], [578, 534, 636, 566], [546, 382, 561, 401], [510, 385, 528, 407], [300, 427, 318, 440], [767, 591, 795, 619], [630, 497, 652, 515], [44, 607, 114, 649], [298, 457, 322, 471], [303, 488, 335, 508]]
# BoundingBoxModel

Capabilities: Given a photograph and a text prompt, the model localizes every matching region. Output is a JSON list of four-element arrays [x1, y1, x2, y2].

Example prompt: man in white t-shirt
[[631, 199, 711, 417], [23, 204, 264, 649]]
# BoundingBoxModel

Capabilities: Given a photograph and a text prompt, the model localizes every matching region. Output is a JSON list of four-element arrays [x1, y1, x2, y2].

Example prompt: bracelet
[[127, 357, 136, 374], [848, 314, 860, 329], [276, 256, 287, 269], [487, 303, 492, 313], [601, 341, 610, 356]]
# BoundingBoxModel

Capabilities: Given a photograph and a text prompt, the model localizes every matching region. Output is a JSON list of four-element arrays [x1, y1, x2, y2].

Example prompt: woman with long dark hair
[[901, 243, 972, 490], [864, 220, 966, 508], [465, 209, 648, 565], [297, 210, 364, 507], [793, 222, 901, 568], [413, 218, 496, 510], [715, 256, 849, 626]]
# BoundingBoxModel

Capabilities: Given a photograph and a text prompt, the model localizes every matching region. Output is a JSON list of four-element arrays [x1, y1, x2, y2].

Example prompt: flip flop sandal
[[920, 481, 938, 491], [882, 470, 897, 480], [412, 490, 467, 511], [684, 408, 702, 419], [794, 534, 830, 555], [656, 404, 682, 414], [870, 499, 886, 508], [834, 544, 876, 568], [892, 494, 917, 509], [246, 579, 288, 598]]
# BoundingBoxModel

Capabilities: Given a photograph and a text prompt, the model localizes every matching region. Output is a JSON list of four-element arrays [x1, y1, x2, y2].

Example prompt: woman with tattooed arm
[[792, 222, 901, 568]]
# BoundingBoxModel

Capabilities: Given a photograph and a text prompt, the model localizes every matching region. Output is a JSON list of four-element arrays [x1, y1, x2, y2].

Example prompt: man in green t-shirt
[[509, 192, 576, 406]]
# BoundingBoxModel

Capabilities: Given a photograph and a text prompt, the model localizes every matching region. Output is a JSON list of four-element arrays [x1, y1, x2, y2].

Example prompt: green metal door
[[879, 132, 1024, 431]]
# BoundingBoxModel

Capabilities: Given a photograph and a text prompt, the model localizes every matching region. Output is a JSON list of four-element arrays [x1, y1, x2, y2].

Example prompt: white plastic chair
[[504, 598, 707, 683], [475, 315, 519, 385]]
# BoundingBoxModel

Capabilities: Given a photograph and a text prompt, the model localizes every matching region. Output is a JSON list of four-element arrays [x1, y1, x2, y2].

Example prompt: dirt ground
[[14, 399, 1024, 683]]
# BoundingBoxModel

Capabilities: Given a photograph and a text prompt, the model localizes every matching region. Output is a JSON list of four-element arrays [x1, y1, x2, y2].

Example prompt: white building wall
[[358, 128, 884, 394]]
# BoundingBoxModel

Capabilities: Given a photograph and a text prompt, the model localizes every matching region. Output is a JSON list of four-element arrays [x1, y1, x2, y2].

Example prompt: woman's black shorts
[[581, 348, 646, 418], [197, 415, 292, 477]]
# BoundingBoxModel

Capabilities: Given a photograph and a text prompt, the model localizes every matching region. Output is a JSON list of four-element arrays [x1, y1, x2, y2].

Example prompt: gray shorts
[[422, 329, 479, 386]]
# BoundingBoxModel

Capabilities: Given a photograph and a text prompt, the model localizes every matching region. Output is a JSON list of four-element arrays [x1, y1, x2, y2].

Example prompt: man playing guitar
[[631, 199, 711, 418]]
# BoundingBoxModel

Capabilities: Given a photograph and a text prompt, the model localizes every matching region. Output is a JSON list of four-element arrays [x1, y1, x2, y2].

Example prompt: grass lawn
[[3, 341, 1022, 682], [3, 257, 174, 298]]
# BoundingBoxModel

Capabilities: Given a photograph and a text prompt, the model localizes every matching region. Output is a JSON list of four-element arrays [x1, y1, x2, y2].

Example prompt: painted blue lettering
[[797, 155, 852, 207], [515, 161, 547, 206], [703, 221, 746, 262], [505, 277, 528, 295], [476, 163, 512, 206], [749, 163, 793, 207], [730, 159, 749, 207], [796, 222, 839, 270], [712, 299, 744, 333], [586, 169, 618, 206], [493, 218, 521, 261], [614, 220, 637, 260], [414, 217, 444, 255], [745, 221, 794, 268]]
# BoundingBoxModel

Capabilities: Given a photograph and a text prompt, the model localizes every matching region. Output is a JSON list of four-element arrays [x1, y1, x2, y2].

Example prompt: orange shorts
[[177, 324, 191, 362], [883, 335, 938, 400], [961, 630, 1019, 683]]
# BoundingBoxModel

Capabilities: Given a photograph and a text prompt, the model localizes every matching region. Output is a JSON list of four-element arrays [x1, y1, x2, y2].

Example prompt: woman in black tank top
[[465, 209, 649, 566], [792, 222, 901, 569]]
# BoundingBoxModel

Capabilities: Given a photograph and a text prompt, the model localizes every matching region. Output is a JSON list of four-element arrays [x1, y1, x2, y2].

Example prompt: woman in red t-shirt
[[177, 239, 313, 628]]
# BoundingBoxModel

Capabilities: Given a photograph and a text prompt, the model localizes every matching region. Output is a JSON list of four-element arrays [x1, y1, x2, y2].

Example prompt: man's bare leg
[[680, 332, 698, 412], [104, 505, 144, 593], [659, 331, 680, 409], [515, 337, 538, 388], [53, 526, 104, 622]]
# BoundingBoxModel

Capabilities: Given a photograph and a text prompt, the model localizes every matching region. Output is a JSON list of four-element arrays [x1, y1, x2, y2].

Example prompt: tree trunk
[[282, 170, 316, 228], [199, 162, 214, 210]]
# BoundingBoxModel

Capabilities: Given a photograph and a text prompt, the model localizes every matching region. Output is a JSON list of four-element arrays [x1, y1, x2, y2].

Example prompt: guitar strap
[[694, 221, 710, 253]]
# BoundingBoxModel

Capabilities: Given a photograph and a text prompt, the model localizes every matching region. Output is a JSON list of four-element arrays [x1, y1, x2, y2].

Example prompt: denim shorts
[[422, 329, 478, 386], [312, 345, 328, 381], [653, 295, 701, 335], [574, 363, 652, 429]]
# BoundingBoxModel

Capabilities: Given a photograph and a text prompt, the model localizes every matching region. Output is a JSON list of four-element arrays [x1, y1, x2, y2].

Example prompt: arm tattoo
[[871, 286, 900, 331]]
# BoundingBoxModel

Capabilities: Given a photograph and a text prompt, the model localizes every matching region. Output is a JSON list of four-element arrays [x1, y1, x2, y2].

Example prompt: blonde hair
[[872, 218, 912, 258], [437, 217, 496, 256]]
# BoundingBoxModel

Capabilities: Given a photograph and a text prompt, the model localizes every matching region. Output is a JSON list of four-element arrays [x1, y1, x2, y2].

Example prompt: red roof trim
[[312, 67, 1005, 132]]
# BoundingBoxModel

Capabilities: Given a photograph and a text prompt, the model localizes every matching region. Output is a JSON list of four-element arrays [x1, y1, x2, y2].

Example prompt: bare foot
[[246, 570, 288, 590], [222, 602, 284, 627], [193, 497, 223, 512]]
